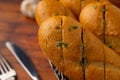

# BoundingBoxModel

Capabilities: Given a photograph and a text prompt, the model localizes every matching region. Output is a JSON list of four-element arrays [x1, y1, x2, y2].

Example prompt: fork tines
[[0, 54, 16, 80], [0, 54, 11, 74]]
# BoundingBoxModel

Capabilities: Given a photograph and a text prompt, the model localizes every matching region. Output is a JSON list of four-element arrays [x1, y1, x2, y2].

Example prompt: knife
[[5, 41, 40, 80]]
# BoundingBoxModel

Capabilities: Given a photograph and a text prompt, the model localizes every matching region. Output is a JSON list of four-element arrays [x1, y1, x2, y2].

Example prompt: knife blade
[[5, 41, 40, 80]]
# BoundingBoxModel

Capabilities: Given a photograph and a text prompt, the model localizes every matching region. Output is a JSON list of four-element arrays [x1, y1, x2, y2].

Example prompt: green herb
[[80, 43, 86, 55], [57, 41, 68, 48], [93, 5, 98, 9], [72, 26, 78, 29], [68, 26, 78, 31], [81, 43, 86, 49], [102, 8, 108, 12]]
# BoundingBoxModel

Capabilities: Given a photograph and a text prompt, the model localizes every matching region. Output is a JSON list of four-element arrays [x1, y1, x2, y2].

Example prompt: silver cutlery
[[5, 41, 40, 80], [5, 41, 67, 80], [0, 54, 16, 80]]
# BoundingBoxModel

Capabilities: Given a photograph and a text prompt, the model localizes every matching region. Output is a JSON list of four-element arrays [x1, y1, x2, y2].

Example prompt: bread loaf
[[38, 16, 120, 80], [80, 1, 120, 55], [35, 0, 76, 26]]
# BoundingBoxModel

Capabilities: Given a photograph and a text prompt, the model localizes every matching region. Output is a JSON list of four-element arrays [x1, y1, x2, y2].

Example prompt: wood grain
[[0, 0, 57, 80]]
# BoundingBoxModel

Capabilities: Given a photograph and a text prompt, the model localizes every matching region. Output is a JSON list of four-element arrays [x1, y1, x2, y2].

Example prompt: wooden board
[[0, 0, 57, 80]]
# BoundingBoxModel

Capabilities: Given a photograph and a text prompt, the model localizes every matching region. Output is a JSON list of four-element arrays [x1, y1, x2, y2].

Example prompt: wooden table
[[0, 0, 57, 80]]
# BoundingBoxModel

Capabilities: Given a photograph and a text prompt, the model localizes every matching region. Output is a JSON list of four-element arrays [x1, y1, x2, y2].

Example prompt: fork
[[0, 54, 16, 80]]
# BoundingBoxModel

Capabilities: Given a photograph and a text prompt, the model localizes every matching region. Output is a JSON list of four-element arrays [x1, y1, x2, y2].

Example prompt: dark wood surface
[[0, 0, 57, 80]]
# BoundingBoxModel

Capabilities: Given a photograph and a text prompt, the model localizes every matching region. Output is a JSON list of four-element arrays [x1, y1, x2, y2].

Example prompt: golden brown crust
[[104, 44, 120, 67], [59, 0, 117, 17], [38, 16, 63, 68], [80, 2, 104, 41], [83, 27, 104, 62], [62, 60, 83, 80], [85, 63, 104, 80], [61, 16, 83, 62], [80, 1, 120, 56], [105, 65, 120, 80], [59, 0, 81, 16], [81, 0, 99, 10], [79, 2, 120, 79], [35, 0, 76, 26], [105, 2, 120, 55]]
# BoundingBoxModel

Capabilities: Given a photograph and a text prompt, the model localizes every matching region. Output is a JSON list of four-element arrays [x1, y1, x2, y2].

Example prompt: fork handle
[[6, 77, 15, 80]]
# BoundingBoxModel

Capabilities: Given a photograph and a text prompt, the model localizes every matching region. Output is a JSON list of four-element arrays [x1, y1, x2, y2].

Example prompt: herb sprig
[[72, 26, 78, 29], [102, 8, 108, 12], [68, 25, 78, 31], [93, 5, 98, 9], [57, 41, 68, 48]]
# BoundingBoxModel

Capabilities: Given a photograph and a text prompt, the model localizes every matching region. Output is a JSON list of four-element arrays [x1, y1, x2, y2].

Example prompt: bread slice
[[38, 16, 120, 80], [38, 16, 63, 68], [80, 2, 104, 41]]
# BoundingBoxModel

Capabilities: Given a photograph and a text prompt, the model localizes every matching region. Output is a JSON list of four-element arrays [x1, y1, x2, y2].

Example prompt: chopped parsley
[[93, 5, 98, 9], [57, 41, 68, 48], [68, 26, 78, 31], [72, 26, 78, 29], [81, 43, 86, 49], [102, 8, 108, 12]]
